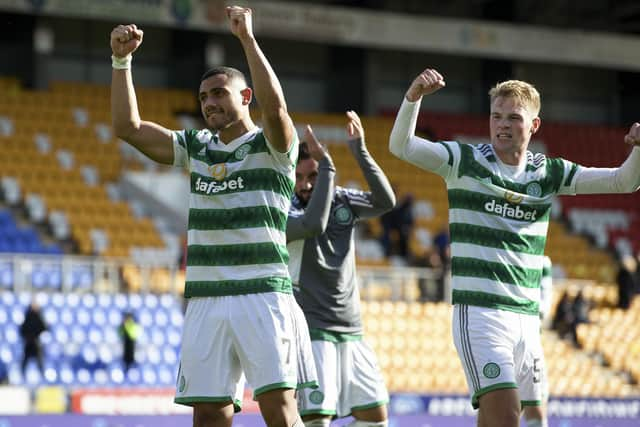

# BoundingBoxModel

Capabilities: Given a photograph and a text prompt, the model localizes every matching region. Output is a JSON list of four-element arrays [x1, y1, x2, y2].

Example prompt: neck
[[217, 118, 256, 144], [495, 148, 526, 166]]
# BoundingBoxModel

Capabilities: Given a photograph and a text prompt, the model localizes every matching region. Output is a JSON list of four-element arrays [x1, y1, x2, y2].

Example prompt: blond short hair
[[489, 80, 541, 116]]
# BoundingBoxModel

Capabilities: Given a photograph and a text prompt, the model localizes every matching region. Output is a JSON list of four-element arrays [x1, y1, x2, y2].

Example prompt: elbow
[[389, 138, 404, 159], [112, 119, 139, 141]]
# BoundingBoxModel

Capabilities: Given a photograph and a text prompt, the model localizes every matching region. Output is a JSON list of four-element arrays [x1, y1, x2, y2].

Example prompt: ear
[[531, 116, 541, 134], [240, 87, 252, 105]]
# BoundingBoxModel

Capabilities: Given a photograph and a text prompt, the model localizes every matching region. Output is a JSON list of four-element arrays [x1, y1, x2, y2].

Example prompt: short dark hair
[[200, 66, 248, 86], [298, 141, 311, 161]]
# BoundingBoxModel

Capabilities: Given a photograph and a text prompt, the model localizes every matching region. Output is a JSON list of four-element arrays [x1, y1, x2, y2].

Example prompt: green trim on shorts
[[174, 396, 242, 413], [521, 400, 542, 407], [300, 409, 336, 417], [297, 380, 319, 390], [309, 328, 363, 343], [253, 381, 297, 398], [472, 382, 518, 409], [351, 399, 389, 412]]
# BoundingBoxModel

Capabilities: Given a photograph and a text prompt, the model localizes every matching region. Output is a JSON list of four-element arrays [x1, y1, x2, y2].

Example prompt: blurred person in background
[[616, 254, 638, 309], [389, 67, 640, 427], [119, 312, 140, 373], [110, 5, 316, 427], [20, 301, 47, 375], [379, 191, 414, 260], [523, 256, 552, 427], [287, 113, 395, 427]]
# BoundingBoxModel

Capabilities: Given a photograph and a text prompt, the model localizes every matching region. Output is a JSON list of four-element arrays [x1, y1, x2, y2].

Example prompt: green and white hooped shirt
[[437, 141, 579, 315], [172, 128, 298, 298]]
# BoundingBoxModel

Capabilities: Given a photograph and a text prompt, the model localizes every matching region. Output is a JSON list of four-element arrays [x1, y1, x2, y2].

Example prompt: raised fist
[[624, 122, 640, 147], [406, 68, 446, 102], [226, 6, 254, 41], [110, 24, 143, 58]]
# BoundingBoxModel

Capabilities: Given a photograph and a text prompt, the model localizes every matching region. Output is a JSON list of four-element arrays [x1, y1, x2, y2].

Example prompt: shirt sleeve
[[264, 129, 299, 170], [172, 130, 191, 169], [389, 97, 450, 173], [286, 156, 336, 242], [573, 147, 640, 194]]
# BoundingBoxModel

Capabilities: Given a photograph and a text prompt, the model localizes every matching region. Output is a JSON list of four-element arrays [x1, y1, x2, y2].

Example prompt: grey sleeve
[[286, 156, 336, 242], [347, 137, 396, 219]]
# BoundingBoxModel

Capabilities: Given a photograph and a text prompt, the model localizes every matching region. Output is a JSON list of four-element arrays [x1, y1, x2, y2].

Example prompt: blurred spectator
[[570, 290, 590, 347], [616, 255, 638, 309], [119, 312, 140, 373], [552, 290, 574, 339], [412, 247, 444, 302], [19, 302, 47, 375], [380, 192, 414, 259], [433, 227, 450, 264]]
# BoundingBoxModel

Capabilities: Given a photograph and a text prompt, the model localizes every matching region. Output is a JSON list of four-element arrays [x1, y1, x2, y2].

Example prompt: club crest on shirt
[[334, 206, 353, 224], [234, 144, 252, 161], [526, 182, 542, 197]]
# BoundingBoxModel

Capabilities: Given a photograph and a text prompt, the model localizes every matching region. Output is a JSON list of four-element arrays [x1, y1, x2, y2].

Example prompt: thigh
[[175, 297, 244, 409], [452, 304, 518, 409], [231, 293, 301, 397], [298, 340, 339, 417], [341, 340, 389, 418]]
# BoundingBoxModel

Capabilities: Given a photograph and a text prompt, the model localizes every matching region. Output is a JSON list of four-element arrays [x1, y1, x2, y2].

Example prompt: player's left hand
[[624, 122, 640, 147], [227, 6, 254, 41], [346, 110, 364, 141]]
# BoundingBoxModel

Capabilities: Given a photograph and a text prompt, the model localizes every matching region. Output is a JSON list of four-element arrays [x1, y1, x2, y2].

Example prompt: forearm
[[389, 97, 448, 171], [286, 157, 336, 241], [575, 147, 640, 194], [111, 69, 141, 139], [240, 36, 287, 117], [349, 137, 396, 211], [389, 97, 421, 159]]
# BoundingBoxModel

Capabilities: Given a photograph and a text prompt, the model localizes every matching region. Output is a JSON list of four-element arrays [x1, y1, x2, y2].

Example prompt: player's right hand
[[110, 24, 143, 58], [624, 122, 640, 147], [406, 68, 446, 102], [303, 125, 329, 162]]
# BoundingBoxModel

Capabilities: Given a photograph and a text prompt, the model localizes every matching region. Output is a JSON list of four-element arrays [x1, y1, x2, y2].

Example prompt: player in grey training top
[[287, 111, 396, 427]]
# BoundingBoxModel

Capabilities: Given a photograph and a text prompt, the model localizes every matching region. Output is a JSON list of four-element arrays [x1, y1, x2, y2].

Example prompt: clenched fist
[[406, 68, 446, 102], [226, 6, 254, 41], [624, 123, 640, 147], [110, 24, 143, 58]]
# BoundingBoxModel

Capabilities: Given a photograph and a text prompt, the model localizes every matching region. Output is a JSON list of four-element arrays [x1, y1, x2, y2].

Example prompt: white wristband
[[112, 54, 132, 70]]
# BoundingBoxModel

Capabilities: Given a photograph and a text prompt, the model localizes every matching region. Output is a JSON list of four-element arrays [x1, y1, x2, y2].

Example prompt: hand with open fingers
[[304, 125, 329, 162], [406, 68, 446, 102], [346, 110, 365, 141], [226, 6, 254, 41], [110, 24, 143, 58], [624, 122, 640, 147]]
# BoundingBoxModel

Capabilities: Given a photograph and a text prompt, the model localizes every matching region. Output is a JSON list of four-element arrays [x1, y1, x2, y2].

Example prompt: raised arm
[[389, 69, 449, 171], [227, 6, 295, 153], [286, 126, 335, 241], [110, 24, 174, 164], [573, 123, 640, 194], [345, 111, 395, 218]]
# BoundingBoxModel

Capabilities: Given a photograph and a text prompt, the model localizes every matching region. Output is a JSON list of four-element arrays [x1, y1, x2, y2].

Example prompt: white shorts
[[175, 292, 317, 409], [452, 304, 543, 409], [298, 334, 389, 418]]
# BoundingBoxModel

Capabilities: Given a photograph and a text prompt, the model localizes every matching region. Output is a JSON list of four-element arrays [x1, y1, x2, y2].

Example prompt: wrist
[[112, 54, 132, 70]]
